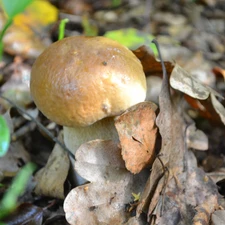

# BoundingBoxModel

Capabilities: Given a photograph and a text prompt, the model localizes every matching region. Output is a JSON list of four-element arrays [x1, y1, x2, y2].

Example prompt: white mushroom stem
[[63, 117, 119, 185]]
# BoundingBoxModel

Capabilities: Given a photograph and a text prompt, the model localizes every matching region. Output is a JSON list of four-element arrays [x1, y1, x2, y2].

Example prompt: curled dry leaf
[[133, 45, 174, 76], [170, 63, 225, 125], [170, 64, 212, 100], [75, 139, 129, 182], [115, 101, 158, 174], [211, 93, 225, 125], [136, 52, 222, 224], [34, 133, 70, 199]]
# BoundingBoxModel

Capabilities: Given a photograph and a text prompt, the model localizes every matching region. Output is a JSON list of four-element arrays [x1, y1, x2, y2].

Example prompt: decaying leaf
[[34, 134, 70, 199], [193, 195, 218, 225], [75, 139, 129, 182], [2, 203, 43, 225], [115, 102, 158, 174], [135, 50, 222, 224], [211, 93, 225, 125], [211, 210, 225, 225], [0, 141, 30, 177], [170, 63, 212, 100], [133, 46, 174, 76], [170, 63, 225, 125], [186, 123, 208, 150], [64, 171, 148, 225]]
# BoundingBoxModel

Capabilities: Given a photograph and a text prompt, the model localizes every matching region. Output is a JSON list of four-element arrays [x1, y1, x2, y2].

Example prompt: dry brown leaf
[[193, 195, 218, 225], [115, 102, 158, 174], [0, 141, 30, 177], [170, 63, 212, 100], [171, 63, 225, 125], [133, 46, 174, 76], [75, 139, 129, 182], [64, 171, 149, 225], [34, 133, 70, 199], [136, 54, 221, 224]]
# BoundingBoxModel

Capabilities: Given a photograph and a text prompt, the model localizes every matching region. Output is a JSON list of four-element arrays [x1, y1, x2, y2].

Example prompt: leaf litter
[[135, 44, 223, 224]]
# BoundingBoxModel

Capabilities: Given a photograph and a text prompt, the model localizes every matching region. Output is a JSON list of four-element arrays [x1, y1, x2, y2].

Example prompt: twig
[[0, 94, 75, 160]]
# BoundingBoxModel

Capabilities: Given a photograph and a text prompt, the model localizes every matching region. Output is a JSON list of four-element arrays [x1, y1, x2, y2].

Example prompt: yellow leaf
[[13, 0, 58, 33]]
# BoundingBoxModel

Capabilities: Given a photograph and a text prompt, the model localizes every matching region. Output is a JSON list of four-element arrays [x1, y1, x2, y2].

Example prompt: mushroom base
[[63, 117, 119, 154], [63, 117, 119, 185]]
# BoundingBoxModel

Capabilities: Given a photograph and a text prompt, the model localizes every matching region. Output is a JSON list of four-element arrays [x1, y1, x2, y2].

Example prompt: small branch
[[0, 94, 75, 160]]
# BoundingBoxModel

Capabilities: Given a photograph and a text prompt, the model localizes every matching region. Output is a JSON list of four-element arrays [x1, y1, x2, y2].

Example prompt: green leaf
[[2, 0, 33, 19], [104, 28, 158, 56], [0, 163, 36, 219], [0, 115, 10, 157]]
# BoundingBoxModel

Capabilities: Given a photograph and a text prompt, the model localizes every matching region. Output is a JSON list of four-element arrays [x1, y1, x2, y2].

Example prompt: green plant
[[0, 163, 36, 221], [58, 18, 69, 40], [0, 115, 10, 157], [0, 0, 34, 60]]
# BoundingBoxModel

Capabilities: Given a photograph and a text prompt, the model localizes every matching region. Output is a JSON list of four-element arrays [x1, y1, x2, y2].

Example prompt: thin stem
[[58, 18, 69, 40], [0, 94, 75, 160]]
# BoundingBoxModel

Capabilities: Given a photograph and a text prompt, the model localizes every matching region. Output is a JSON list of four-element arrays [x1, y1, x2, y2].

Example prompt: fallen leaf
[[34, 133, 70, 199], [64, 171, 149, 225], [136, 47, 221, 224], [211, 210, 225, 225], [186, 123, 208, 150], [115, 102, 158, 174], [0, 141, 30, 177], [133, 45, 174, 76], [211, 93, 225, 125], [3, 0, 58, 58], [170, 63, 225, 125], [170, 63, 211, 100], [193, 195, 218, 225], [75, 139, 128, 182], [2, 203, 43, 225]]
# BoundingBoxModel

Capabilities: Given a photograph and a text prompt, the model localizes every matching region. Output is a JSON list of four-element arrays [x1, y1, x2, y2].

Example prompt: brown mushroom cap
[[30, 36, 146, 127]]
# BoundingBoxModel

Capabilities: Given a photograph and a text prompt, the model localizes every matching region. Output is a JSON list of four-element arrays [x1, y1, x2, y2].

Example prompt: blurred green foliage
[[0, 0, 33, 60], [0, 163, 36, 221], [0, 115, 10, 157], [104, 28, 157, 55]]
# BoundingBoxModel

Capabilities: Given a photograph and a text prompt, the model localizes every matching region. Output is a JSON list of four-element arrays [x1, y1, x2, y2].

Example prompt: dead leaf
[[75, 139, 129, 182], [211, 210, 225, 225], [0, 57, 32, 108], [136, 49, 221, 224], [193, 195, 218, 225], [3, 0, 58, 58], [64, 171, 149, 225], [0, 141, 30, 177], [211, 93, 225, 125], [34, 133, 70, 199], [170, 63, 211, 100], [133, 46, 174, 76], [170, 63, 225, 125], [186, 123, 208, 150], [115, 102, 158, 174], [2, 203, 43, 225]]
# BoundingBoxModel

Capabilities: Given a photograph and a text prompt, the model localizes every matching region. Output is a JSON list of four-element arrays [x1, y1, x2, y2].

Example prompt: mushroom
[[30, 36, 146, 183]]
